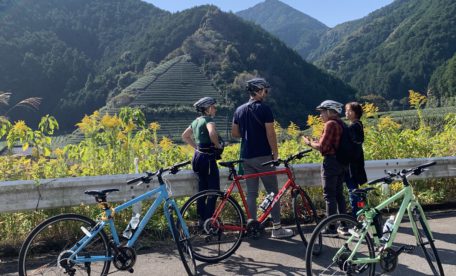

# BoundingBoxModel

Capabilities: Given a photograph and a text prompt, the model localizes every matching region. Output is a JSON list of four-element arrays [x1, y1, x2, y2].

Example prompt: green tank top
[[190, 116, 214, 146]]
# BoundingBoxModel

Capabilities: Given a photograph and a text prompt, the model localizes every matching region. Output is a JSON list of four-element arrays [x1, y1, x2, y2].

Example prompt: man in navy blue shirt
[[231, 77, 293, 239]]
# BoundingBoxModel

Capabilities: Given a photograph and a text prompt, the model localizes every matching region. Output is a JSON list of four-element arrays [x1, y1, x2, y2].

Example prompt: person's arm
[[207, 122, 221, 148], [181, 127, 196, 149], [231, 122, 241, 139], [303, 136, 321, 151], [265, 122, 279, 160]]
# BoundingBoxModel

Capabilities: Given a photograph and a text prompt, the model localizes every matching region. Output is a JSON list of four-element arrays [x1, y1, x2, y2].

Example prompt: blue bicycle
[[18, 161, 196, 276]]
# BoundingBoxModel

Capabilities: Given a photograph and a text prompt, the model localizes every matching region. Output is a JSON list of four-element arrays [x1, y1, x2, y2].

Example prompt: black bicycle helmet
[[193, 97, 216, 112], [246, 77, 270, 93]]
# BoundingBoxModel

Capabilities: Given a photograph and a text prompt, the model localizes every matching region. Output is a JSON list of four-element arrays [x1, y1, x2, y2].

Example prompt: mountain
[[0, 0, 356, 132], [236, 0, 328, 60], [312, 0, 456, 106]]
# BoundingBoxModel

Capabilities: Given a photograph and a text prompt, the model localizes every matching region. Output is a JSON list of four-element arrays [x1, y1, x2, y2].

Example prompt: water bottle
[[381, 215, 395, 242], [259, 192, 275, 212], [123, 213, 140, 239]]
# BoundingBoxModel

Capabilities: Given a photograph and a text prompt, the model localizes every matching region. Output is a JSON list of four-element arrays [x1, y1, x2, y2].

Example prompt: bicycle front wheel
[[412, 208, 445, 275], [169, 205, 197, 276], [180, 190, 245, 263], [306, 214, 376, 276], [18, 213, 111, 276], [292, 187, 319, 248]]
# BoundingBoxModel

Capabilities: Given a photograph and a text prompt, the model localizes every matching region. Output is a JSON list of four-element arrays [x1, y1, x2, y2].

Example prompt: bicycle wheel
[[18, 213, 111, 276], [168, 205, 197, 276], [306, 214, 376, 276], [292, 187, 320, 249], [180, 190, 245, 263], [412, 208, 445, 276]]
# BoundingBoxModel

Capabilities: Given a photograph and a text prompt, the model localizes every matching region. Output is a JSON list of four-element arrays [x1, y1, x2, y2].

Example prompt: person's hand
[[302, 136, 311, 146]]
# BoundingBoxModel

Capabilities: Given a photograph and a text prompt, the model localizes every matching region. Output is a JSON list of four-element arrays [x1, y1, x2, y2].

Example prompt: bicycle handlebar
[[367, 161, 436, 185], [261, 149, 312, 167], [127, 160, 191, 185]]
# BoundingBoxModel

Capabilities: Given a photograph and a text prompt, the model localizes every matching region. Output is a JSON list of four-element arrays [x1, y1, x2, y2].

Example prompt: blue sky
[[145, 0, 394, 27]]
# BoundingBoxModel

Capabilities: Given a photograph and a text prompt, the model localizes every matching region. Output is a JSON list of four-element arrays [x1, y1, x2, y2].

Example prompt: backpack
[[333, 120, 356, 165]]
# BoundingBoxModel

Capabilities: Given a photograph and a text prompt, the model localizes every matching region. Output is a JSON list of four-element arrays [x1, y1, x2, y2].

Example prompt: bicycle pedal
[[402, 245, 416, 253]]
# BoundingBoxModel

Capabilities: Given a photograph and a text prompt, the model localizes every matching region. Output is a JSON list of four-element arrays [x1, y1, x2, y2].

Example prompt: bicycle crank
[[113, 246, 136, 272]]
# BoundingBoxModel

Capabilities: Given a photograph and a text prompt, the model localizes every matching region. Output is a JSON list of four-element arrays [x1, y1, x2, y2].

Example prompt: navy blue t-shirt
[[232, 100, 274, 159]]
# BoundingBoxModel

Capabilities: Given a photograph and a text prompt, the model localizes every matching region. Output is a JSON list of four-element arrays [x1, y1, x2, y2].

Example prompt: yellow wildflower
[[286, 122, 300, 138], [149, 122, 160, 131], [409, 90, 427, 109], [362, 103, 379, 118], [378, 116, 401, 131], [159, 137, 173, 151]]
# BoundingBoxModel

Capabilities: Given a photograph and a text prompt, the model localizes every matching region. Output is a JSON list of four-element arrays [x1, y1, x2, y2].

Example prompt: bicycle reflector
[[357, 201, 366, 208]]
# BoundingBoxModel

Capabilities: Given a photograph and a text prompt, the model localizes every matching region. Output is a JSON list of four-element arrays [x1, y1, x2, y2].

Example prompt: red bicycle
[[180, 149, 320, 263]]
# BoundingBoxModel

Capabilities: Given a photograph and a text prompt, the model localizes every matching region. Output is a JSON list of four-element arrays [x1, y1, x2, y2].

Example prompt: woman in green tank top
[[182, 97, 222, 226]]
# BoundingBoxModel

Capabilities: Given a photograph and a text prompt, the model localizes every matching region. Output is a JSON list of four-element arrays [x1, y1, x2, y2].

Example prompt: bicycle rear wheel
[[292, 187, 320, 250], [180, 190, 245, 263], [412, 208, 445, 276], [18, 213, 111, 276], [305, 214, 376, 276], [168, 204, 197, 276]]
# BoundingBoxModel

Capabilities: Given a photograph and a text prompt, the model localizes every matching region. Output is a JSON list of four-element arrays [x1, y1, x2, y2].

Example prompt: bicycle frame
[[213, 166, 297, 230], [67, 183, 189, 264], [342, 184, 431, 266]]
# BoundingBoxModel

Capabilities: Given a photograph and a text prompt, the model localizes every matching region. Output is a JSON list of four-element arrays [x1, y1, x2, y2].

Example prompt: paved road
[[3, 211, 456, 275]]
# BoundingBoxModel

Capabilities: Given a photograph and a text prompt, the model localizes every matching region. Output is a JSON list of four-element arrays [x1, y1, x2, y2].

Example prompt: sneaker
[[337, 226, 350, 236], [271, 227, 294, 239]]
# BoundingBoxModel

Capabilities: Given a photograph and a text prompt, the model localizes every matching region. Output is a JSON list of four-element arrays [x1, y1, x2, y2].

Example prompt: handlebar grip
[[368, 176, 392, 185], [261, 159, 280, 167], [299, 149, 312, 155], [417, 161, 436, 170], [174, 160, 191, 168], [127, 176, 144, 185]]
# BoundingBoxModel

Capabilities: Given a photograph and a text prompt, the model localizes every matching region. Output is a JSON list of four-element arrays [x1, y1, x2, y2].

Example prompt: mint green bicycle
[[305, 161, 445, 275]]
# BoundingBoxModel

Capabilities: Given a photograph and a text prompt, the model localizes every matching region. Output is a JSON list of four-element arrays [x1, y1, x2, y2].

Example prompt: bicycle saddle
[[352, 187, 375, 196], [219, 160, 243, 168], [85, 189, 119, 197]]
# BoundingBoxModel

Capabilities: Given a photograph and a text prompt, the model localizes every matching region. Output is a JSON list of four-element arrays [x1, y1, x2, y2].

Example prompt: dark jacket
[[348, 120, 367, 185]]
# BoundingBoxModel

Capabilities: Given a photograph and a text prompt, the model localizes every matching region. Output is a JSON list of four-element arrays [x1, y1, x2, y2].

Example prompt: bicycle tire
[[412, 208, 445, 276], [180, 190, 245, 263], [18, 213, 111, 276], [292, 187, 320, 250], [168, 205, 197, 275], [306, 214, 376, 276]]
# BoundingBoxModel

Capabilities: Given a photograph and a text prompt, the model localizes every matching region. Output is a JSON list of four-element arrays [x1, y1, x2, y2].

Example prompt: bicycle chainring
[[246, 219, 261, 238], [113, 246, 137, 271], [379, 247, 398, 272]]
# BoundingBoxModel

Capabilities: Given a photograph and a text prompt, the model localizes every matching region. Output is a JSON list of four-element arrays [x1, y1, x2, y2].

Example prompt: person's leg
[[345, 172, 359, 217], [322, 156, 339, 218], [193, 152, 210, 222], [244, 158, 260, 220], [205, 158, 220, 220], [335, 171, 347, 215]]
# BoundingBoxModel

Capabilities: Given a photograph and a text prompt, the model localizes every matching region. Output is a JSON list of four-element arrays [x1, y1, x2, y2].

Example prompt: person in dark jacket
[[344, 102, 368, 217]]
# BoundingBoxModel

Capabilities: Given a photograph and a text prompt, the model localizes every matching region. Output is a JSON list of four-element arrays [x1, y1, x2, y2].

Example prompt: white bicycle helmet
[[316, 100, 343, 114]]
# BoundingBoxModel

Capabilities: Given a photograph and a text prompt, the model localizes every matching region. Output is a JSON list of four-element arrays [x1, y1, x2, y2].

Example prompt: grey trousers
[[244, 155, 280, 224], [321, 155, 347, 217]]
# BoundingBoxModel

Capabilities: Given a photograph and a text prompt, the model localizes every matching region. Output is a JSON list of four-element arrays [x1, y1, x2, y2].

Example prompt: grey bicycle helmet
[[193, 97, 216, 112], [246, 78, 270, 93], [316, 100, 343, 114]]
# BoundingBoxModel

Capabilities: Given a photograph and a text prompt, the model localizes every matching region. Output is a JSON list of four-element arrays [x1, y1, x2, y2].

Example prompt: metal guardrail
[[0, 156, 455, 213]]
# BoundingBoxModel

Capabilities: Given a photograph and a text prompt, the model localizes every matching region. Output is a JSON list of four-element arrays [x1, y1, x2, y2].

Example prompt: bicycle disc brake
[[113, 246, 137, 271], [379, 247, 398, 272]]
